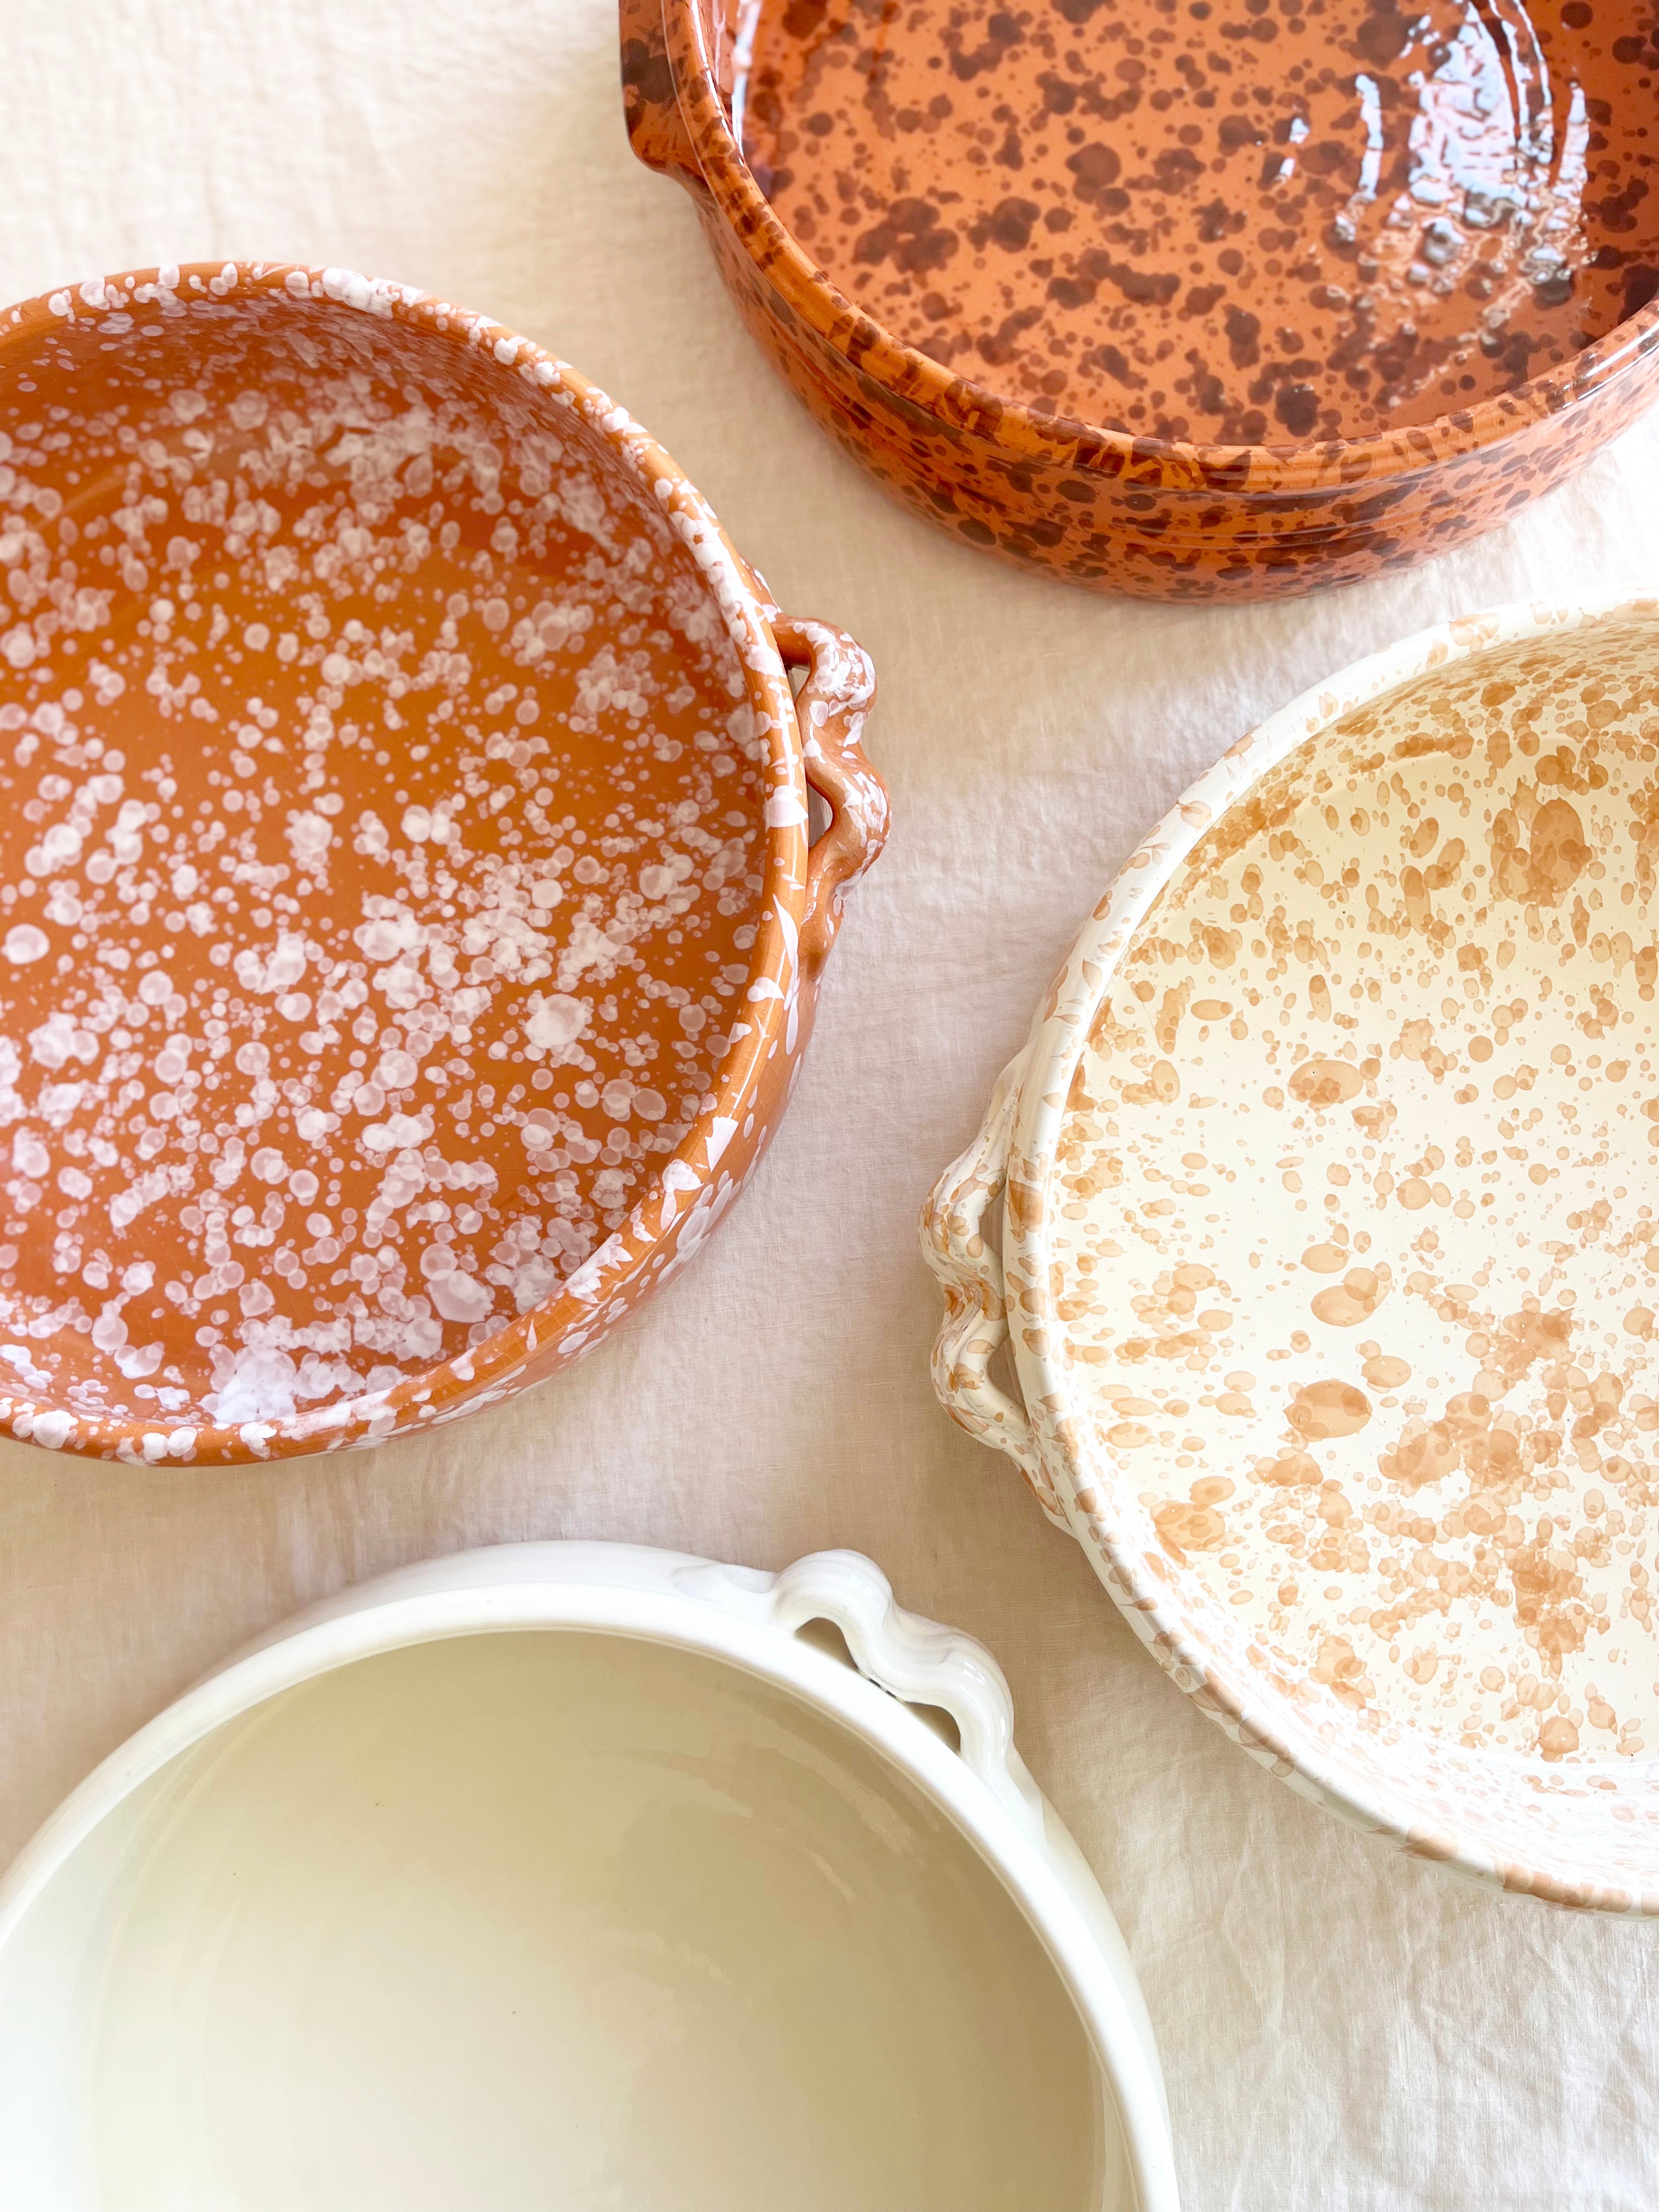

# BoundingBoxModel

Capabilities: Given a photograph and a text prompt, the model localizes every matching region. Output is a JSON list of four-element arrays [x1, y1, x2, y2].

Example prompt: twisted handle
[[773, 614, 888, 976], [673, 1548, 1046, 1841], [919, 1054, 1067, 1528]]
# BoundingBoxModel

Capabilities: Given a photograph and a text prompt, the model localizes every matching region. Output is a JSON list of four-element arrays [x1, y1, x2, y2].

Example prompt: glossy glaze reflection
[[738, 0, 1659, 436], [0, 302, 759, 1430]]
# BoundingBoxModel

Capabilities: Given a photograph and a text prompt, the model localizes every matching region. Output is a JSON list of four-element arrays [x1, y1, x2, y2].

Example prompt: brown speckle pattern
[[738, 0, 1659, 438], [626, 0, 1659, 597]]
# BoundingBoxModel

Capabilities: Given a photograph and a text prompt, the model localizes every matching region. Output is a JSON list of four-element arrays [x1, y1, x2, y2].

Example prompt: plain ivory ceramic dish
[[623, 0, 1659, 600], [0, 263, 886, 1465], [0, 1541, 1178, 2212], [925, 591, 1659, 1911]]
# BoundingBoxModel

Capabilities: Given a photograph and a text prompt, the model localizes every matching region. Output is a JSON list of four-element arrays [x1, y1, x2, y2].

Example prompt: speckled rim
[[1003, 590, 1659, 1909], [0, 261, 815, 1464], [663, 0, 1659, 494]]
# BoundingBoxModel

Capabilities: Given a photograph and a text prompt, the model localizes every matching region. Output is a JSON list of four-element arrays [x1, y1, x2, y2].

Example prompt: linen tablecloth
[[2, 4, 1657, 2204]]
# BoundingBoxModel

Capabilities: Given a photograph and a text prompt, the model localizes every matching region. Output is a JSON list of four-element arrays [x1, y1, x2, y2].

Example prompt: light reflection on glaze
[[1053, 622, 1659, 1760], [80, 1633, 1104, 2212], [738, 0, 1659, 436]]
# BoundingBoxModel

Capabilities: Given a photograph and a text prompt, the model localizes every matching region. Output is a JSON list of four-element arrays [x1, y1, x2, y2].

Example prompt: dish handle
[[620, 0, 710, 201], [919, 1053, 1069, 1530], [678, 1548, 1048, 1844], [773, 614, 888, 977]]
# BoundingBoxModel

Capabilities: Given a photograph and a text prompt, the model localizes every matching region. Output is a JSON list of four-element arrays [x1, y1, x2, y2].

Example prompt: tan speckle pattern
[[924, 594, 1659, 1909]]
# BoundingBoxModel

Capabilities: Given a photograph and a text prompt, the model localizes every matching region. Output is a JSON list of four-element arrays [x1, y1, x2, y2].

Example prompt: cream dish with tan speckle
[[926, 592, 1659, 1912]]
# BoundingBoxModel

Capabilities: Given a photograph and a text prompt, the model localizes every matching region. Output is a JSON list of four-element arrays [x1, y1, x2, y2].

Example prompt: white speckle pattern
[[0, 264, 887, 1460]]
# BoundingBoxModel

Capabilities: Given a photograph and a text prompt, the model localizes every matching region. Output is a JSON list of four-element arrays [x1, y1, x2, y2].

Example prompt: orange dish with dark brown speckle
[[624, 0, 1659, 597]]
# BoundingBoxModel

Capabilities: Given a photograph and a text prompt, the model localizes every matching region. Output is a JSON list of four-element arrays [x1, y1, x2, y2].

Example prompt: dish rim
[[0, 1538, 1180, 2212]]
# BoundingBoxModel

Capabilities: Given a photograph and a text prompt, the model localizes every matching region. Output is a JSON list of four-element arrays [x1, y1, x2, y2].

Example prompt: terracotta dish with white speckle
[[0, 263, 885, 1465], [926, 591, 1659, 1911]]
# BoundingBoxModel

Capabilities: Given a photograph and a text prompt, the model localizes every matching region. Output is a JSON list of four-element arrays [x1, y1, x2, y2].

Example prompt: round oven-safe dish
[[926, 592, 1659, 1910], [0, 1541, 1179, 2212], [0, 263, 886, 1465], [623, 0, 1659, 599]]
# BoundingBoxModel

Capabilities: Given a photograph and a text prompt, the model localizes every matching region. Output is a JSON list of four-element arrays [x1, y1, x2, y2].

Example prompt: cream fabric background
[[1, 4, 1657, 2205]]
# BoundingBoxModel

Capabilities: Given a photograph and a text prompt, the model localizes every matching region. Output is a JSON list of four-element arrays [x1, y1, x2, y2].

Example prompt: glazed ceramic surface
[[623, 0, 1659, 597], [737, 0, 1659, 439], [924, 592, 1659, 1910], [0, 264, 885, 1464], [0, 1542, 1178, 2212]]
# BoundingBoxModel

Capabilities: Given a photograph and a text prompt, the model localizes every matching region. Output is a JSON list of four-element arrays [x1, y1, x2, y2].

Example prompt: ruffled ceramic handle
[[772, 614, 888, 977], [919, 1053, 1068, 1530], [676, 1547, 1046, 1842]]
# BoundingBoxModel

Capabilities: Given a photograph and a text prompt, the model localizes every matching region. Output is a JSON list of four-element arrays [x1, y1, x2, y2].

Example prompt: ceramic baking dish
[[0, 263, 886, 1464], [623, 0, 1659, 600], [925, 592, 1659, 1911], [0, 1539, 1178, 2212]]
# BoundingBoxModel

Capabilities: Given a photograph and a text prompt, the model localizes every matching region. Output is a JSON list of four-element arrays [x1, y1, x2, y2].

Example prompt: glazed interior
[[0, 1632, 1113, 2210], [0, 278, 770, 1432], [1051, 616, 1659, 1774], [736, 0, 1659, 439]]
